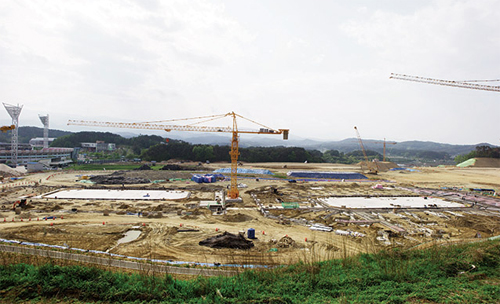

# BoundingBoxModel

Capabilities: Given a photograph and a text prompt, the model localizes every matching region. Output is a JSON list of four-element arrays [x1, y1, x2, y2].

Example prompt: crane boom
[[68, 112, 289, 199], [67, 120, 234, 133], [354, 126, 378, 174], [390, 73, 500, 92]]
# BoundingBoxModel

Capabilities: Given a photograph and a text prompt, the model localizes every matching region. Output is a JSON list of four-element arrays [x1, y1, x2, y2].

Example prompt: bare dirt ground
[[1, 162, 499, 267]]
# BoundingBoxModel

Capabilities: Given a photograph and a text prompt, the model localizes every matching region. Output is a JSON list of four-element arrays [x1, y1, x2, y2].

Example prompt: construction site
[[1, 154, 499, 269], [0, 75, 500, 269]]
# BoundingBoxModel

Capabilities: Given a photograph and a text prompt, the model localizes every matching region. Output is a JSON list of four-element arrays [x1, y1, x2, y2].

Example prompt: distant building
[[26, 162, 45, 172], [0, 142, 31, 151], [0, 146, 73, 166], [81, 141, 116, 152], [38, 155, 73, 168], [29, 137, 55, 148]]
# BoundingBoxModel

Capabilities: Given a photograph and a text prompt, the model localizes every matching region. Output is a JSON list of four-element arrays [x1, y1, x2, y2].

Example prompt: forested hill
[[304, 138, 495, 157], [0, 126, 71, 143], [3, 128, 496, 164], [158, 134, 496, 157]]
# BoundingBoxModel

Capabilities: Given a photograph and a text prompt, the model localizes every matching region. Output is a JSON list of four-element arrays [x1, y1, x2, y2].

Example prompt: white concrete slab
[[41, 189, 190, 200], [319, 196, 466, 209]]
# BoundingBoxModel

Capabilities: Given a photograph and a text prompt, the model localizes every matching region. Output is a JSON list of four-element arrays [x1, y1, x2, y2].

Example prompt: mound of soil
[[376, 161, 399, 171], [134, 164, 152, 170], [276, 235, 296, 248], [90, 174, 150, 184], [146, 212, 163, 218], [358, 161, 398, 172], [161, 164, 182, 170], [199, 232, 254, 249], [447, 215, 500, 234], [0, 164, 23, 177], [222, 213, 253, 222], [473, 158, 500, 168]]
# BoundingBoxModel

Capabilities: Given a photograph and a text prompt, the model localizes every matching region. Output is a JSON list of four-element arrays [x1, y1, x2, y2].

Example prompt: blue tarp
[[390, 168, 419, 172], [192, 174, 217, 183], [213, 168, 274, 175], [287, 171, 367, 179]]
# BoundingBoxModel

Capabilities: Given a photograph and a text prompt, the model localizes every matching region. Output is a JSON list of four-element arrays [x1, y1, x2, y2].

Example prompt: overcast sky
[[1, 0, 499, 145]]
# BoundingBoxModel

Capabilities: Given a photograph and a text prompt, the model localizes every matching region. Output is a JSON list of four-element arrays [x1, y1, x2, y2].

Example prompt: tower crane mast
[[390, 73, 500, 92], [68, 112, 289, 199], [373, 138, 397, 162]]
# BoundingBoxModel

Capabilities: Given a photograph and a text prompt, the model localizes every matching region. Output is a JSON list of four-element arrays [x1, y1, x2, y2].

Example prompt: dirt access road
[[1, 162, 499, 266]]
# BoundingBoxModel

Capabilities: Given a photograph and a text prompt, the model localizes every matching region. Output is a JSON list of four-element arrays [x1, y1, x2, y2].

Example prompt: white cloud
[[0, 0, 498, 145], [340, 0, 500, 77], [0, 0, 255, 125]]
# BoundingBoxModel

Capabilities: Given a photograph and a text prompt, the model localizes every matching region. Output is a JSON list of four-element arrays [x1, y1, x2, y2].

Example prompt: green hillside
[[0, 126, 71, 143], [1, 240, 498, 303]]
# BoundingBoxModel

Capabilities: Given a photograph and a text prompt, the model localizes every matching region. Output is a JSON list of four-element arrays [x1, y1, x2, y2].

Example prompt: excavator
[[12, 199, 27, 210]]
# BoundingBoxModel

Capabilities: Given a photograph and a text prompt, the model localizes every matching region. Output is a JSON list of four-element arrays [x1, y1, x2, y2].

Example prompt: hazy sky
[[1, 0, 499, 145]]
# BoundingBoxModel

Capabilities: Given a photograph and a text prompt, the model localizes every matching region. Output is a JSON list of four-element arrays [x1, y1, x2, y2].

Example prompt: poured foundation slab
[[319, 196, 466, 209], [41, 189, 190, 200]]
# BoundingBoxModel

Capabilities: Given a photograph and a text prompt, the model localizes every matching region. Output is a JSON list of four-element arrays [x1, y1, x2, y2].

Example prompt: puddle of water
[[117, 230, 141, 245]]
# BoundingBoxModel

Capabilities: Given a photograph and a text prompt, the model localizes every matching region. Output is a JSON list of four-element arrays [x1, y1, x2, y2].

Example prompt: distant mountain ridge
[[0, 126, 72, 144], [4, 127, 497, 158], [161, 134, 494, 157]]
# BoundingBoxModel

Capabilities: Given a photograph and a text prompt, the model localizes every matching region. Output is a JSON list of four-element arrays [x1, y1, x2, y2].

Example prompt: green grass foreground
[[1, 240, 499, 303]]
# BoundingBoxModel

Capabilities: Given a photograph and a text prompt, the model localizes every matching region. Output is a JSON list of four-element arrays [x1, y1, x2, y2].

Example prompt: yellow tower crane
[[390, 73, 500, 92], [68, 112, 289, 199], [0, 125, 15, 133], [373, 138, 397, 162]]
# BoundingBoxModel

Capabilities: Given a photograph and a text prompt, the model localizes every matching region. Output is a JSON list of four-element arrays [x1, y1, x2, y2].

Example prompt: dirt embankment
[[473, 158, 500, 168]]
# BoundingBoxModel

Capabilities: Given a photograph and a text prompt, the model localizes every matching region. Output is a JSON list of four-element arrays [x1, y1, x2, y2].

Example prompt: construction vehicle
[[12, 199, 27, 210], [373, 138, 397, 162], [68, 112, 288, 199], [390, 73, 500, 92], [354, 126, 379, 174], [0, 125, 15, 133]]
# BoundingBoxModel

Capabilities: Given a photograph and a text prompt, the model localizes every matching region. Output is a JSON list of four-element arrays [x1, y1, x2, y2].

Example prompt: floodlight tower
[[3, 103, 23, 166], [39, 114, 49, 149]]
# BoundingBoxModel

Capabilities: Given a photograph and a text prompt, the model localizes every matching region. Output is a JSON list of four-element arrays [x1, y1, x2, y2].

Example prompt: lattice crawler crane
[[354, 126, 379, 174]]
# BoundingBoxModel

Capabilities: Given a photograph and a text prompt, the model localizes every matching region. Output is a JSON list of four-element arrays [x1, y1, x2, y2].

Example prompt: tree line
[[50, 131, 385, 164], [52, 131, 470, 164], [140, 139, 383, 164], [454, 145, 500, 164]]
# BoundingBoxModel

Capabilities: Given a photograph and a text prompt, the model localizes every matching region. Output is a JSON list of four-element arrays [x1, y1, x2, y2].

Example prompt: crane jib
[[67, 113, 288, 200]]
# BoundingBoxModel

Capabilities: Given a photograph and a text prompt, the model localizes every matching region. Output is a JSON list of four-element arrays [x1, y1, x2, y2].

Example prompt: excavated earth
[[0, 162, 499, 266], [199, 231, 254, 249]]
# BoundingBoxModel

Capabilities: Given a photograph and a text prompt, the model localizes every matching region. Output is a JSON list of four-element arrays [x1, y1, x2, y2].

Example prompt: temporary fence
[[287, 171, 368, 180], [0, 238, 270, 271]]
